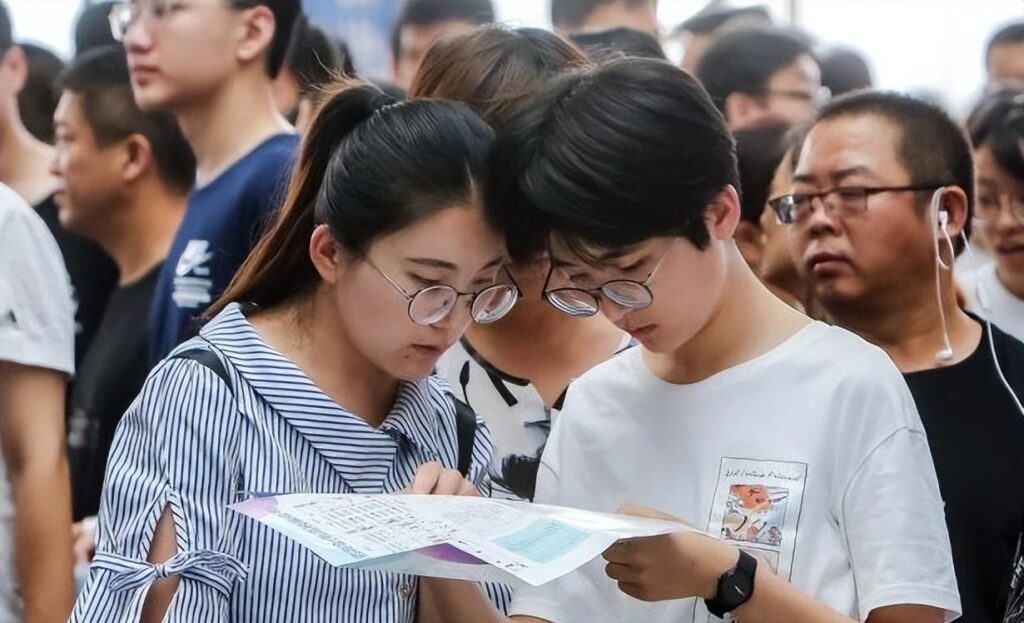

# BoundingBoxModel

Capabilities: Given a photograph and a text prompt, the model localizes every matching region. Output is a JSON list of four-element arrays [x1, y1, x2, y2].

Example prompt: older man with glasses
[[784, 89, 1024, 623]]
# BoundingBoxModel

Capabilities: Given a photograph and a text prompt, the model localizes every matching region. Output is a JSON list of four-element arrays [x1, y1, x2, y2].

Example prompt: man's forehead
[[795, 116, 898, 178]]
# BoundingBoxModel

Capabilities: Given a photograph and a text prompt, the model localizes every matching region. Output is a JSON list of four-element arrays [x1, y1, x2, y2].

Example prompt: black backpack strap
[[452, 396, 477, 477], [172, 344, 234, 396]]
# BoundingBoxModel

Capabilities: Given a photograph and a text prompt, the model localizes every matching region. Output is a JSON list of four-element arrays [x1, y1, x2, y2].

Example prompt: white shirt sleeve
[[0, 185, 74, 375], [840, 392, 962, 622]]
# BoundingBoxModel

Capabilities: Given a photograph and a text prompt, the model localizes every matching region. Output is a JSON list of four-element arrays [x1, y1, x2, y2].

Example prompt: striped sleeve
[[70, 358, 246, 622]]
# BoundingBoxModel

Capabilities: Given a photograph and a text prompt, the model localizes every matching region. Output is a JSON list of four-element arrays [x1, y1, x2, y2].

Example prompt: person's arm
[[602, 505, 945, 623], [70, 358, 246, 622], [0, 361, 75, 623]]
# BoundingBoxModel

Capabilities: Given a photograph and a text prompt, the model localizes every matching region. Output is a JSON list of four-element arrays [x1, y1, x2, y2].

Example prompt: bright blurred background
[[6, 0, 1022, 116]]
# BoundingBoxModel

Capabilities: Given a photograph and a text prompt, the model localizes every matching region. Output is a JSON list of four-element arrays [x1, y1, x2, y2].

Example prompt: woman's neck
[[250, 292, 398, 428]]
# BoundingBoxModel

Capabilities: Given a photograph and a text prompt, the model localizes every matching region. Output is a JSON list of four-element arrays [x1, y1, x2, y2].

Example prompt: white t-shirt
[[962, 262, 1024, 343], [510, 322, 961, 623], [0, 183, 74, 621]]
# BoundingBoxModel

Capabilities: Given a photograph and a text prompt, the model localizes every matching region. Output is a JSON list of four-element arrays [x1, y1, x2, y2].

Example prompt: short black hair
[[569, 27, 667, 61], [734, 122, 790, 223], [986, 21, 1024, 61], [674, 3, 771, 35], [284, 15, 353, 96], [486, 57, 738, 262], [818, 46, 872, 97], [75, 1, 118, 56], [968, 88, 1024, 182], [230, 0, 302, 79], [18, 43, 64, 143], [59, 46, 196, 195], [814, 91, 974, 250], [0, 1, 11, 52], [696, 27, 815, 113], [551, 0, 654, 32], [390, 0, 495, 61]]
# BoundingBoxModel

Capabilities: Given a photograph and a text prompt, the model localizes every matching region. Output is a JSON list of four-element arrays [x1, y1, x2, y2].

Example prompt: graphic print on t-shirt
[[695, 458, 807, 622], [172, 239, 215, 309]]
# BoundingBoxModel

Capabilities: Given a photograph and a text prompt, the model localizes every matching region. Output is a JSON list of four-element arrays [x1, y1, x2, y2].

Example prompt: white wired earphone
[[931, 187, 1024, 416]]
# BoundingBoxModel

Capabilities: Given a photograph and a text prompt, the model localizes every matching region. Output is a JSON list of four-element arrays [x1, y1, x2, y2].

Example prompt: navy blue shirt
[[148, 133, 298, 362]]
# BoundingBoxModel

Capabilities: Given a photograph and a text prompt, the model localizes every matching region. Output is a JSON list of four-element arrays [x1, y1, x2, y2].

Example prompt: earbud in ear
[[938, 210, 949, 232]]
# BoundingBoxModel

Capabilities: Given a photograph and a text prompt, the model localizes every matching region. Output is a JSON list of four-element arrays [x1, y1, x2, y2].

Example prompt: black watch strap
[[705, 550, 758, 618]]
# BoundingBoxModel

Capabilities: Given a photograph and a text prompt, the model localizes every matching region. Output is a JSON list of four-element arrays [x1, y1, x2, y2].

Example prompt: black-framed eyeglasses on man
[[541, 247, 672, 318], [769, 183, 951, 225]]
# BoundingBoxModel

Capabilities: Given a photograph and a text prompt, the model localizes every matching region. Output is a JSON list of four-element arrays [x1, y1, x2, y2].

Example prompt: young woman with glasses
[[70, 81, 516, 623]]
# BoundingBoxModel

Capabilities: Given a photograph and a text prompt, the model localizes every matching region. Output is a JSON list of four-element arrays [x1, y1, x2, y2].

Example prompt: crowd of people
[[0, 0, 1022, 622]]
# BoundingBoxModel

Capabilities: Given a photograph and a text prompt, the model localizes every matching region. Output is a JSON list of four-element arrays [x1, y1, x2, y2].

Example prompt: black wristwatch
[[705, 549, 758, 618]]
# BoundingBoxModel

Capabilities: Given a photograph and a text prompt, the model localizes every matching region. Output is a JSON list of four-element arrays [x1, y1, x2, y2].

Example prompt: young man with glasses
[[783, 90, 1024, 623], [696, 27, 827, 132], [111, 0, 301, 362], [418, 58, 959, 623]]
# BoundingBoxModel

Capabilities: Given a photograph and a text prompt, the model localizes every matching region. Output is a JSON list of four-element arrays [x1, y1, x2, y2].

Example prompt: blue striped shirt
[[71, 303, 506, 622]]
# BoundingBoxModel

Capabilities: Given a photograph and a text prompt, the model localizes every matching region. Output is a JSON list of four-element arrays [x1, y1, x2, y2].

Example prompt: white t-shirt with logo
[[0, 183, 74, 621], [509, 322, 961, 623]]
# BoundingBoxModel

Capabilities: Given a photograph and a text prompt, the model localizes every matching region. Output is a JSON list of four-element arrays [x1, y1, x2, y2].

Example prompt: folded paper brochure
[[229, 494, 691, 586]]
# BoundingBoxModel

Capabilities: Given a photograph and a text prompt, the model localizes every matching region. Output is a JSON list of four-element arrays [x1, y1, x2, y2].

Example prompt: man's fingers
[[602, 539, 637, 564], [409, 461, 443, 494], [604, 562, 637, 583], [615, 581, 651, 602]]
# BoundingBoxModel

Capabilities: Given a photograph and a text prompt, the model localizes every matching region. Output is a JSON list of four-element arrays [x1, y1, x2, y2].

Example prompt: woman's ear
[[310, 224, 342, 283]]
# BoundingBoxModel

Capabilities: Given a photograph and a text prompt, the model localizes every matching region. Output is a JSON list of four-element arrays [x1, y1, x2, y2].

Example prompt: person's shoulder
[[558, 345, 642, 415], [244, 133, 299, 177], [790, 321, 903, 382], [0, 183, 41, 231], [988, 320, 1024, 373]]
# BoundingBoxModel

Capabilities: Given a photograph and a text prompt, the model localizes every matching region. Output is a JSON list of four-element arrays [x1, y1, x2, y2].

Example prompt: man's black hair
[[19, 44, 64, 143], [75, 1, 118, 56], [818, 46, 872, 97], [569, 27, 667, 61], [814, 91, 975, 252], [59, 46, 196, 195], [285, 16, 354, 95], [550, 0, 654, 33], [734, 123, 790, 223], [390, 0, 494, 61], [486, 57, 738, 262], [696, 27, 814, 114], [0, 1, 12, 52], [986, 21, 1024, 62], [674, 2, 770, 35]]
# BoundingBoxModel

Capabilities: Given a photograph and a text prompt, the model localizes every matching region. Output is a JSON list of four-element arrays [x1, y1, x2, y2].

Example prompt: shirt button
[[398, 584, 413, 599]]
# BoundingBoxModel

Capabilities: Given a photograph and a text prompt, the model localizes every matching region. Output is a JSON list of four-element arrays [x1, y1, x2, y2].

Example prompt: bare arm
[[731, 567, 944, 623], [0, 361, 75, 623]]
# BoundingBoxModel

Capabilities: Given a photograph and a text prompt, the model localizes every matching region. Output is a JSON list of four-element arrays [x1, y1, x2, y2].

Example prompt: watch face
[[726, 572, 754, 603]]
